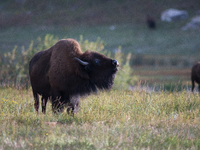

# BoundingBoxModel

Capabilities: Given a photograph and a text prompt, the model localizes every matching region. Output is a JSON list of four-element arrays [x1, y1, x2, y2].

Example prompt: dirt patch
[[133, 68, 191, 77]]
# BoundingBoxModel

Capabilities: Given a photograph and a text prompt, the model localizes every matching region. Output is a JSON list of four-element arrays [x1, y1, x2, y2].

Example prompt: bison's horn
[[74, 57, 89, 65]]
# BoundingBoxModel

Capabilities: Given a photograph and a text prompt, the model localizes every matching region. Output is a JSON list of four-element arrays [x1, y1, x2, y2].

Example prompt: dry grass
[[1, 88, 200, 149]]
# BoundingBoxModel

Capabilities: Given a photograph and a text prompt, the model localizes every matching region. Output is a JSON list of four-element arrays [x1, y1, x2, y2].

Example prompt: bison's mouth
[[112, 59, 119, 74]]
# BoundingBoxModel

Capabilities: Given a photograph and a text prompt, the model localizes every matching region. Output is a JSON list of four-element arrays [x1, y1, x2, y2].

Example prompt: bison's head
[[75, 51, 119, 91]]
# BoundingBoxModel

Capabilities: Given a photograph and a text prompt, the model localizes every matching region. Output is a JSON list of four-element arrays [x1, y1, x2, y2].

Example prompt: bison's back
[[29, 49, 52, 96]]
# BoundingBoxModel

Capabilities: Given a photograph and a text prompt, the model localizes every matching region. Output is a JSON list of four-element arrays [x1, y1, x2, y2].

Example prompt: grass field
[[1, 0, 200, 149], [1, 88, 200, 149]]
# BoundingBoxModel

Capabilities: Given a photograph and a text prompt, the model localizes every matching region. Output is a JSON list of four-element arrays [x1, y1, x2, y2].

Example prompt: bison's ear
[[75, 57, 90, 79]]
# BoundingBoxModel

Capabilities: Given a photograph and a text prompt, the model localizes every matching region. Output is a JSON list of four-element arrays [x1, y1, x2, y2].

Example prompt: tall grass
[[1, 88, 200, 149]]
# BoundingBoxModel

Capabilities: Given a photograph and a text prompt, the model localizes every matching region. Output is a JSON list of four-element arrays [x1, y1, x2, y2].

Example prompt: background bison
[[146, 14, 156, 29], [29, 38, 119, 114], [191, 62, 200, 92]]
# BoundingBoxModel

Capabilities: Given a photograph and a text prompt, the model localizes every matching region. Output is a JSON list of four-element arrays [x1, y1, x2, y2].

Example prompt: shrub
[[0, 34, 59, 88], [79, 35, 105, 53], [113, 47, 137, 90]]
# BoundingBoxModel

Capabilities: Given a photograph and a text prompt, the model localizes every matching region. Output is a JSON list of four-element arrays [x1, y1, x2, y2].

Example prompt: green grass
[[1, 88, 200, 149]]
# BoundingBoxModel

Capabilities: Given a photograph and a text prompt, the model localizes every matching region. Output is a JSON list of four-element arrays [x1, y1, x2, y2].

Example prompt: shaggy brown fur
[[191, 62, 200, 92], [29, 38, 119, 114]]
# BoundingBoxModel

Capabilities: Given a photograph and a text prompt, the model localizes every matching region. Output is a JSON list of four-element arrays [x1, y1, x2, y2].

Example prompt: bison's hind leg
[[41, 96, 49, 114], [33, 92, 39, 113]]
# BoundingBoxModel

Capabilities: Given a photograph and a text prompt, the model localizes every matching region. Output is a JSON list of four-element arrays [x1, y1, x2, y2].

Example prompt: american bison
[[191, 62, 200, 92], [146, 14, 156, 29], [29, 38, 119, 114]]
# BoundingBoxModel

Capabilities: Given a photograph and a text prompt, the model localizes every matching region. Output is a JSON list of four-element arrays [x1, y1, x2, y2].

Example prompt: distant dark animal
[[191, 62, 200, 92], [146, 14, 156, 29], [29, 39, 119, 114]]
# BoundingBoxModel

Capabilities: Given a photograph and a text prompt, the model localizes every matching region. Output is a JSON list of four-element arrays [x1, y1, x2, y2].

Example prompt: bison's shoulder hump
[[52, 39, 83, 58]]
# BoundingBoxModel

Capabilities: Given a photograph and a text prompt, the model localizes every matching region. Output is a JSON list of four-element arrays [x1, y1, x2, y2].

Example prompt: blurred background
[[0, 0, 200, 91]]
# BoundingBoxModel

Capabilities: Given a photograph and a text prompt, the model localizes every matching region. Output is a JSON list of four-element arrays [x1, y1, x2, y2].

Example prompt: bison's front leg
[[67, 95, 80, 116], [51, 90, 64, 113], [52, 101, 64, 113], [191, 79, 195, 92], [52, 97, 65, 113]]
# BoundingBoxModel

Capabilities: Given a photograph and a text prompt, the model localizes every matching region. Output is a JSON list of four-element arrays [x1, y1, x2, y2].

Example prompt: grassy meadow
[[1, 88, 200, 149], [1, 0, 200, 149]]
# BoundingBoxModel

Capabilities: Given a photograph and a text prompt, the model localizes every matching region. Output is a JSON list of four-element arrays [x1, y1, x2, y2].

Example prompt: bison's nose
[[112, 60, 119, 67]]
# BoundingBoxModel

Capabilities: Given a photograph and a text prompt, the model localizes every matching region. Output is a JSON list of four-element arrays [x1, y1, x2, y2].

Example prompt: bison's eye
[[94, 59, 101, 66]]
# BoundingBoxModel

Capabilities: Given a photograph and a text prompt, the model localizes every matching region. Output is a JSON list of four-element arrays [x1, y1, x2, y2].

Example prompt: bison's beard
[[93, 71, 117, 91], [72, 70, 117, 97]]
